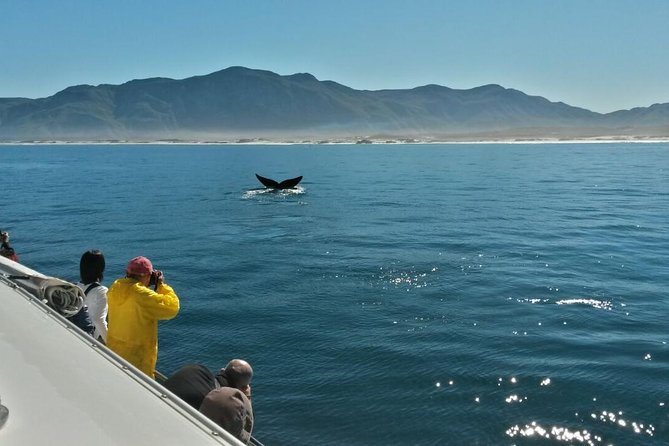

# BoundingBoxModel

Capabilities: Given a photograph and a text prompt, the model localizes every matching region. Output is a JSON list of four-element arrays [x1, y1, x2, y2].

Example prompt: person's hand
[[241, 384, 252, 399], [155, 270, 164, 286]]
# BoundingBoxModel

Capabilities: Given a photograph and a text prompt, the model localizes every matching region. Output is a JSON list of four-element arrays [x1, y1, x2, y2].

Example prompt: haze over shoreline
[[2, 136, 668, 146]]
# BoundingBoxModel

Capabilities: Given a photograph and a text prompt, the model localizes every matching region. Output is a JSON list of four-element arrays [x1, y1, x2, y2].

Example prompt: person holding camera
[[163, 359, 254, 409], [106, 256, 180, 378], [162, 360, 255, 444], [0, 230, 20, 263]]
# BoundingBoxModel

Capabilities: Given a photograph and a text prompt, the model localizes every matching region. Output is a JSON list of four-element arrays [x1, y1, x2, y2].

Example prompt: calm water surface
[[2, 143, 668, 445]]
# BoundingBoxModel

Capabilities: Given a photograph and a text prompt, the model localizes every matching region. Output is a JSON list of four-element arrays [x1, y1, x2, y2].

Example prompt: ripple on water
[[242, 186, 306, 199], [513, 297, 614, 311], [556, 298, 613, 310]]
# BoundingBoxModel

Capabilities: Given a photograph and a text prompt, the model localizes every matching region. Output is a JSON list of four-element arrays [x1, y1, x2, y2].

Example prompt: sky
[[1, 0, 668, 113]]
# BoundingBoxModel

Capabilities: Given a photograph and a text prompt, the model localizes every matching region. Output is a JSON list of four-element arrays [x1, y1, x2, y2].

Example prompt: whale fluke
[[255, 174, 303, 189]]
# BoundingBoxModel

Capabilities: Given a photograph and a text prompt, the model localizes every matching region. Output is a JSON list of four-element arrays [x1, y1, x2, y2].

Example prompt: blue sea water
[[1, 142, 668, 445]]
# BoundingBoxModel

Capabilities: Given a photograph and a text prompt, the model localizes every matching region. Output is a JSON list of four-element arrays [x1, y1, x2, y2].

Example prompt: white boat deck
[[0, 256, 243, 445]]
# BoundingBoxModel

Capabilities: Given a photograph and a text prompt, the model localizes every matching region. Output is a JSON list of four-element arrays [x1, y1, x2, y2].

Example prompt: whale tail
[[255, 174, 303, 189]]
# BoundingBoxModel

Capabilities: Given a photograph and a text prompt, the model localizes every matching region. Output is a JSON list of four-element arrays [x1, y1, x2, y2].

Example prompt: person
[[66, 302, 96, 336], [76, 250, 109, 343], [162, 359, 255, 443], [0, 231, 20, 262], [106, 256, 180, 378], [162, 363, 218, 409], [215, 359, 254, 400], [43, 278, 95, 336], [200, 387, 254, 444], [163, 359, 254, 409]]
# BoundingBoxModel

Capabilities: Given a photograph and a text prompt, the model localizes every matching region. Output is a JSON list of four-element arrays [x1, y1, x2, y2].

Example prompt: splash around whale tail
[[255, 174, 303, 189]]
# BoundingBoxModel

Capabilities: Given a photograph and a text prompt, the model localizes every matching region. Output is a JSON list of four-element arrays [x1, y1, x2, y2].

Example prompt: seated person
[[200, 387, 253, 445], [164, 359, 254, 408], [215, 359, 253, 400], [162, 364, 218, 409], [163, 359, 255, 443]]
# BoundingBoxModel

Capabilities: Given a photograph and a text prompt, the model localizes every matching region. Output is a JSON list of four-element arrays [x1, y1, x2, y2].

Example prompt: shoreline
[[2, 136, 669, 146]]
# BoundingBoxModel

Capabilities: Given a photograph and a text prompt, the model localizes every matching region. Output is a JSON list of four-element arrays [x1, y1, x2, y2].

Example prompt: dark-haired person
[[107, 256, 180, 378], [0, 231, 20, 263], [76, 250, 109, 342]]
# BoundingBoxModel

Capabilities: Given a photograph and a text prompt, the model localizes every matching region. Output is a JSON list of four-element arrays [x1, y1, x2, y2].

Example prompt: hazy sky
[[2, 0, 668, 113]]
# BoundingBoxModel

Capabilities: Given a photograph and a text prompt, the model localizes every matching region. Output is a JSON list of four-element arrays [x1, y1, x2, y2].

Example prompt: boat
[[0, 255, 247, 445]]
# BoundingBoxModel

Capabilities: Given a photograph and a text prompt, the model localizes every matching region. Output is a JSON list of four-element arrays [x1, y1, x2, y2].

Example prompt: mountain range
[[1, 66, 667, 142]]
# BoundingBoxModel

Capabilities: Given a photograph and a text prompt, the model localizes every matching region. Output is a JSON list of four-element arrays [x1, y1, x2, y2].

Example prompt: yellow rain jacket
[[106, 278, 180, 378]]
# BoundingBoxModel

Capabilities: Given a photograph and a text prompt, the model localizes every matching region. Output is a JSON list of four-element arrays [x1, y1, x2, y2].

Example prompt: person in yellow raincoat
[[107, 256, 180, 378]]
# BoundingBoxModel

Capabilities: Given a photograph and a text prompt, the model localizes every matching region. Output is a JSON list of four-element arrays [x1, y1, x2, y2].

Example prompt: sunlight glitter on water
[[592, 410, 655, 437], [506, 411, 657, 445], [514, 298, 550, 304], [505, 394, 527, 404], [373, 265, 435, 290], [514, 297, 615, 311], [555, 298, 613, 310], [506, 422, 600, 445]]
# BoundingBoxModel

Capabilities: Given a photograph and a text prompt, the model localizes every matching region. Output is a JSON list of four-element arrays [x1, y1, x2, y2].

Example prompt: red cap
[[126, 256, 153, 276]]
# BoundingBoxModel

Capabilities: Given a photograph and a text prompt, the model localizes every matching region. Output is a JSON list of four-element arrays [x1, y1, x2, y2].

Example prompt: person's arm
[[136, 282, 180, 320], [87, 286, 109, 341]]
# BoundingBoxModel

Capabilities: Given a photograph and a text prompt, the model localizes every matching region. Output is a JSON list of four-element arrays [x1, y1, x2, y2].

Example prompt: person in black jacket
[[162, 364, 217, 409]]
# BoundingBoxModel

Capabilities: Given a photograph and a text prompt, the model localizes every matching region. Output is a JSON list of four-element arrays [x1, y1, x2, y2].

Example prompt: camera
[[148, 271, 158, 286], [148, 270, 161, 290]]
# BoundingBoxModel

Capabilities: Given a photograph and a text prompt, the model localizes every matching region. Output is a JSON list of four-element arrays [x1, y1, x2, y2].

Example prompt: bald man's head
[[222, 359, 253, 389]]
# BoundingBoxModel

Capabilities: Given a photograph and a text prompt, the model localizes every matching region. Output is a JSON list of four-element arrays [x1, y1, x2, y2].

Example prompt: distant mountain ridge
[[1, 66, 667, 141]]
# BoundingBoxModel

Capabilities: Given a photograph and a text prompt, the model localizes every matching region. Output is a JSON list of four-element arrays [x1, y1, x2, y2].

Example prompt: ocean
[[1, 143, 667, 445]]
